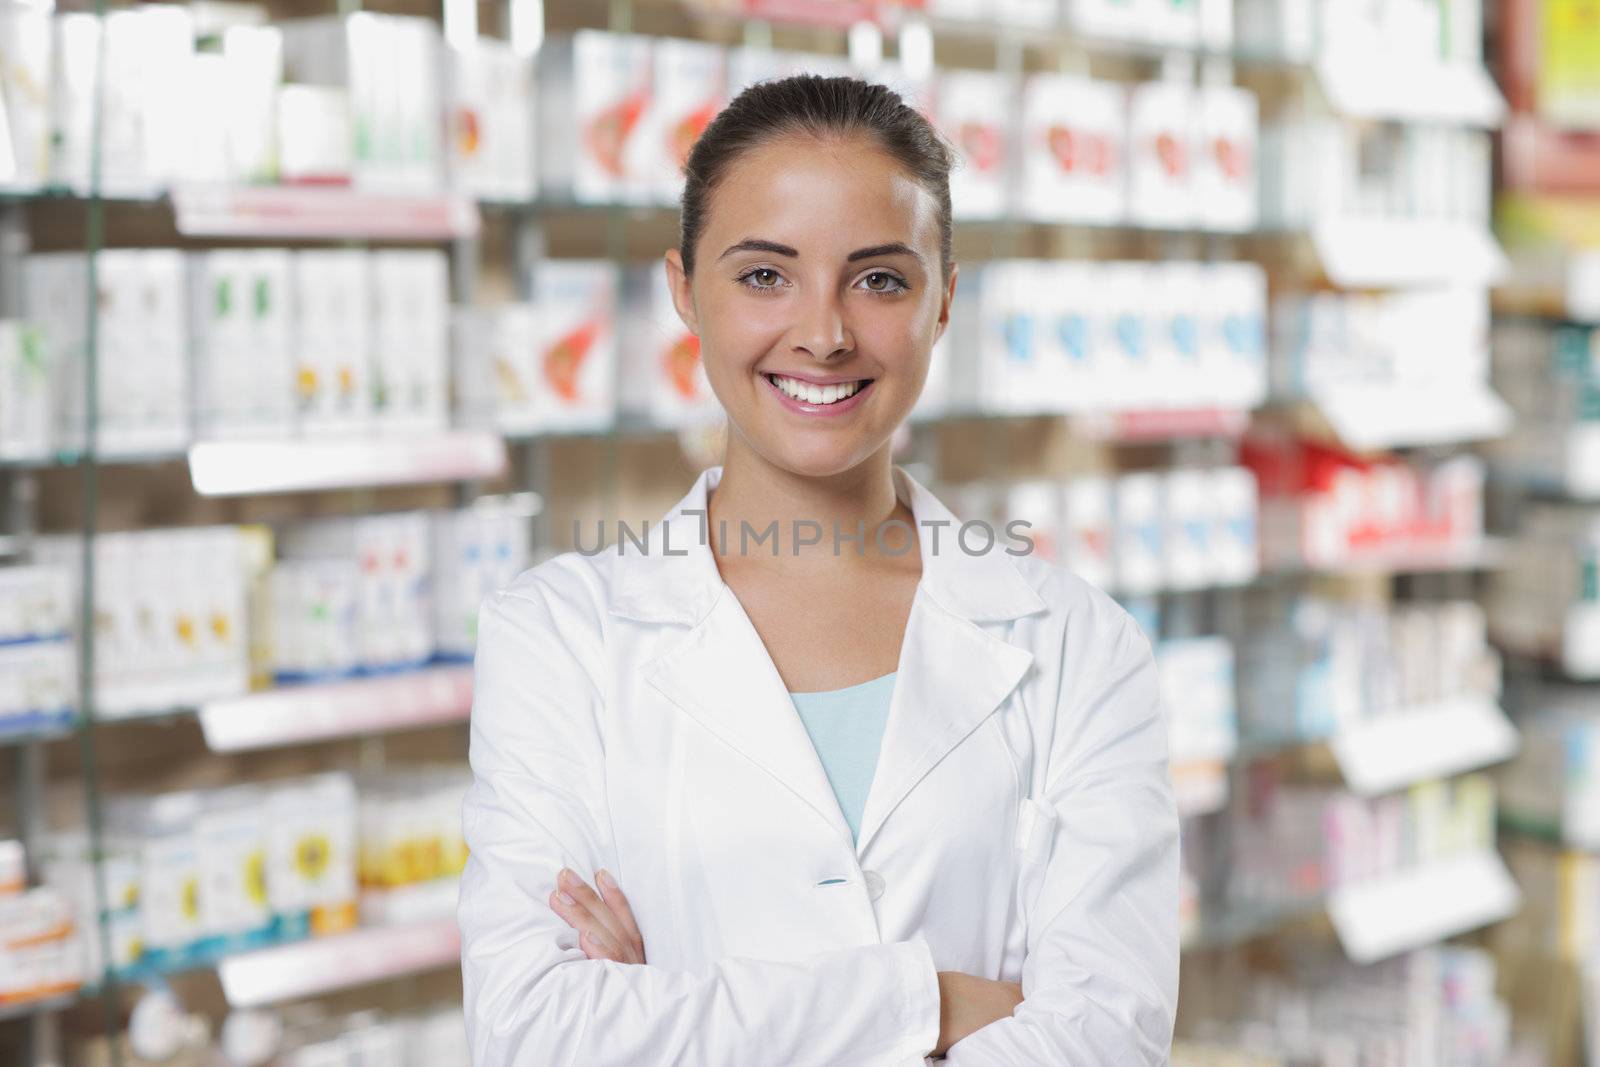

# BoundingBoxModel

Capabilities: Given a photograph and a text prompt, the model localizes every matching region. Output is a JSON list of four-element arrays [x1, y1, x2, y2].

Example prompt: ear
[[931, 261, 958, 347], [664, 249, 700, 336]]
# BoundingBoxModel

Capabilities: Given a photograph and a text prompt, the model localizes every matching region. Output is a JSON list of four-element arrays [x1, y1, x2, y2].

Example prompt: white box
[[1018, 75, 1126, 224], [1211, 466, 1259, 584], [620, 261, 719, 429], [1205, 262, 1269, 409], [1163, 469, 1213, 590], [645, 37, 725, 206], [0, 321, 51, 459], [371, 250, 450, 431], [1048, 260, 1105, 413], [1136, 0, 1200, 46], [996, 0, 1059, 28], [448, 37, 536, 200], [99, 6, 193, 195], [1098, 262, 1155, 410], [221, 26, 283, 184], [291, 249, 372, 434], [1127, 82, 1196, 229], [1065, 0, 1137, 37], [1115, 472, 1166, 594], [534, 261, 619, 432], [538, 31, 654, 205], [1146, 261, 1206, 408], [1006, 481, 1064, 563], [1065, 476, 1117, 591], [48, 14, 100, 194], [1199, 0, 1234, 50], [1195, 85, 1258, 233], [933, 68, 1012, 221], [0, 9, 53, 190]]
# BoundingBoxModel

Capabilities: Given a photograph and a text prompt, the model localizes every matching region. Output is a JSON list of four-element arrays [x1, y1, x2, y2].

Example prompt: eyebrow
[[716, 238, 924, 265]]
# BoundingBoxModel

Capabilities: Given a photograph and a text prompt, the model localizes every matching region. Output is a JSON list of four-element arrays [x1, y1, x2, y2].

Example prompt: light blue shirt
[[788, 671, 896, 845]]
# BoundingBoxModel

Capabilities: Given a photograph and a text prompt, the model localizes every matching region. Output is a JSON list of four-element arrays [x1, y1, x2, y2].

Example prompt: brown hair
[[678, 73, 955, 283]]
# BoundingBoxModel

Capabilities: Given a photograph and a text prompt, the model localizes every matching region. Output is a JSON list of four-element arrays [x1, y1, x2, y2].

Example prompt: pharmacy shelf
[[217, 916, 462, 1009], [0, 990, 80, 1022], [1314, 54, 1507, 127], [0, 714, 77, 747], [170, 185, 481, 240], [1312, 218, 1509, 289], [1069, 408, 1254, 443], [198, 666, 473, 753], [1328, 697, 1518, 797], [1306, 383, 1514, 452], [188, 431, 507, 496], [691, 4, 1301, 66], [1182, 898, 1325, 953], [1327, 850, 1521, 965], [1262, 537, 1510, 579]]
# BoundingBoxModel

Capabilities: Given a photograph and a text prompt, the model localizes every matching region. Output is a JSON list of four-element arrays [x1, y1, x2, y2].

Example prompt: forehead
[[701, 132, 941, 255]]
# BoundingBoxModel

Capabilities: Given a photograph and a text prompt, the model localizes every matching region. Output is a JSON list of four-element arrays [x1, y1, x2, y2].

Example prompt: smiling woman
[[457, 73, 1179, 1067]]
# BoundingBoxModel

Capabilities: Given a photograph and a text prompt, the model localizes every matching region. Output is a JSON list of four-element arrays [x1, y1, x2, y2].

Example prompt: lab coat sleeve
[[941, 607, 1180, 1065], [458, 582, 943, 1067]]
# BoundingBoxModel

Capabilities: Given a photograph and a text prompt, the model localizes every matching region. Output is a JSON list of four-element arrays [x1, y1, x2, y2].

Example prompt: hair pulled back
[[678, 74, 956, 283]]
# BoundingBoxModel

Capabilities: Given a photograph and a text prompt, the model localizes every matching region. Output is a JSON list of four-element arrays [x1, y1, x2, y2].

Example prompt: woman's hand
[[932, 972, 1024, 1057], [548, 866, 647, 964]]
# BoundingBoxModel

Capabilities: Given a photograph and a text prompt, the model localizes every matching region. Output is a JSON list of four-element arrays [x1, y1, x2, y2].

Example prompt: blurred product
[[1487, 503, 1600, 678], [0, 839, 86, 1006], [1241, 435, 1486, 569], [34, 526, 253, 716], [999, 466, 1258, 593], [1237, 594, 1500, 745], [1174, 945, 1512, 1067]]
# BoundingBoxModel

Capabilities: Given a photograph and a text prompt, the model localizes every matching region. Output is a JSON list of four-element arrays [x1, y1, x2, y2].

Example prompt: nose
[[788, 287, 854, 361]]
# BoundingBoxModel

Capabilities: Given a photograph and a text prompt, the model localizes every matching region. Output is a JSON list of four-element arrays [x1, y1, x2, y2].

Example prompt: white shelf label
[[1330, 697, 1519, 796], [189, 431, 507, 496], [173, 184, 481, 240], [199, 666, 474, 752], [218, 916, 462, 1008], [1312, 219, 1509, 289], [1328, 851, 1520, 966], [1315, 54, 1507, 127], [1314, 383, 1513, 452]]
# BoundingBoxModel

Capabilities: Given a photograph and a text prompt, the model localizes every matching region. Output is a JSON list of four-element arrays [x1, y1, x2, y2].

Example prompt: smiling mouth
[[763, 373, 875, 405]]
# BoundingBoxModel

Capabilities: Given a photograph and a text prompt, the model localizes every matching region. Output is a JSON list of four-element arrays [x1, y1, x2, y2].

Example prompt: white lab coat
[[458, 462, 1179, 1066]]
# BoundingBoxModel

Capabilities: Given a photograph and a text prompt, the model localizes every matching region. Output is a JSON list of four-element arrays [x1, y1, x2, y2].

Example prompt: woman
[[458, 74, 1179, 1065]]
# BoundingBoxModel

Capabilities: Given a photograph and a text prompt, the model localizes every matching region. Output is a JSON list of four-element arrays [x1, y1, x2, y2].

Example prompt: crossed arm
[[545, 863, 1025, 1058]]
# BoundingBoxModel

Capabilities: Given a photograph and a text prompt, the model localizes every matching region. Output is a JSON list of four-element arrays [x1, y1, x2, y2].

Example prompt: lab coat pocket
[[1013, 795, 1058, 938]]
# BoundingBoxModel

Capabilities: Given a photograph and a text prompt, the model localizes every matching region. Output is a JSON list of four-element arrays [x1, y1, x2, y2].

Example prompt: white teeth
[[769, 375, 865, 405]]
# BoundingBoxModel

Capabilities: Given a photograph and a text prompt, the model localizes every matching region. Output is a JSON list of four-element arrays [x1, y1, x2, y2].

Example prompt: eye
[[857, 270, 909, 295], [736, 267, 786, 293]]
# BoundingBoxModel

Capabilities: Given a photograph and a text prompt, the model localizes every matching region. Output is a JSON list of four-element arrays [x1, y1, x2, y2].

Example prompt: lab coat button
[[863, 870, 886, 900]]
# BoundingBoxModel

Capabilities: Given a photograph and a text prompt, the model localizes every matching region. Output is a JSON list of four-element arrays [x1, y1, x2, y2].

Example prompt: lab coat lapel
[[615, 463, 1049, 854], [643, 589, 858, 847], [853, 593, 1034, 855]]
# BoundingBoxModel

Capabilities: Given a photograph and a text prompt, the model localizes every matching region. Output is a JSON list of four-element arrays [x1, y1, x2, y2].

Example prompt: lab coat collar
[[609, 463, 1047, 854], [607, 463, 1049, 627]]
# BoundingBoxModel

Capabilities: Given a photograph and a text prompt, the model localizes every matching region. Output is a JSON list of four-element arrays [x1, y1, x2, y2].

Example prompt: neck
[[707, 442, 916, 568]]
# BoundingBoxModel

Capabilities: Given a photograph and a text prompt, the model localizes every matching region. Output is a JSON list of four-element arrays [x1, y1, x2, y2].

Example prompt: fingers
[[548, 867, 643, 964], [595, 869, 647, 964], [558, 868, 635, 960]]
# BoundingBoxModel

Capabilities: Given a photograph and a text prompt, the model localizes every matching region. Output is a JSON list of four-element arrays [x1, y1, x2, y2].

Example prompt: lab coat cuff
[[896, 936, 941, 1063]]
